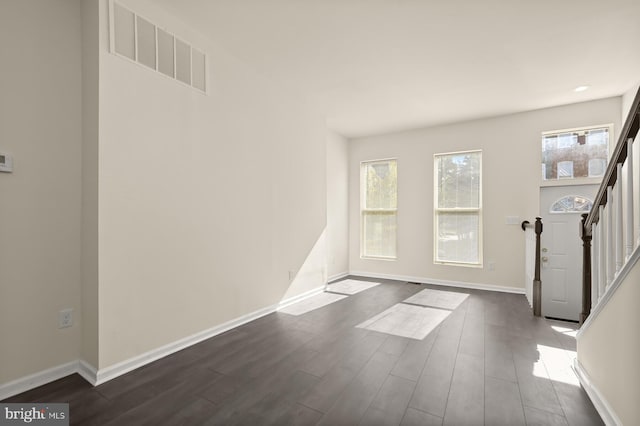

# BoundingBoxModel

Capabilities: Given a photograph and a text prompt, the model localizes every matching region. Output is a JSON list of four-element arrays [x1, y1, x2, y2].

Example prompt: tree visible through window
[[361, 159, 397, 259], [434, 151, 482, 265]]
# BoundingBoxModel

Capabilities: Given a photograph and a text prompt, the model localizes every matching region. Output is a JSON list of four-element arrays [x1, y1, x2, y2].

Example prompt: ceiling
[[151, 0, 640, 138]]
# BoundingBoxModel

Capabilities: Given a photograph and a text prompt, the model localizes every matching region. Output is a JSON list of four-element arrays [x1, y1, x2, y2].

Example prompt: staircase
[[575, 88, 640, 426]]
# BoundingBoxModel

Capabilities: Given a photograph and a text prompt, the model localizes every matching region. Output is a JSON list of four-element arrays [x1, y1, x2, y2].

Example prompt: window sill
[[540, 177, 603, 187], [434, 261, 483, 268], [361, 256, 397, 262]]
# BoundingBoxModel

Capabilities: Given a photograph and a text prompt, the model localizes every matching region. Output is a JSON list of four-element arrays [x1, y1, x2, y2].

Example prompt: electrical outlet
[[488, 261, 496, 271], [58, 309, 73, 329]]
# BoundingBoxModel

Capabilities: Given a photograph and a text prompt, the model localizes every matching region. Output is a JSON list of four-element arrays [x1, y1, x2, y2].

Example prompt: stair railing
[[580, 87, 640, 324], [522, 217, 543, 316]]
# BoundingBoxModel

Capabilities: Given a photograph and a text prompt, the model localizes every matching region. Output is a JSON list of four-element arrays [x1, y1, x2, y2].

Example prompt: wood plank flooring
[[3, 278, 603, 425]]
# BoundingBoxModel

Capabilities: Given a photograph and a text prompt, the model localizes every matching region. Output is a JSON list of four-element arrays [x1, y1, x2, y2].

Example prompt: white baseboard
[[0, 273, 522, 400], [573, 359, 621, 426], [97, 286, 326, 385], [327, 271, 349, 283], [77, 360, 98, 386], [1, 286, 328, 398], [94, 303, 278, 385], [277, 285, 326, 311], [349, 270, 526, 295], [0, 361, 79, 401]]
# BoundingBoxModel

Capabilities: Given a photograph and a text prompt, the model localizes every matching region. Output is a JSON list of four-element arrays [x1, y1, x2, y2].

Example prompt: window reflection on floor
[[533, 324, 580, 386]]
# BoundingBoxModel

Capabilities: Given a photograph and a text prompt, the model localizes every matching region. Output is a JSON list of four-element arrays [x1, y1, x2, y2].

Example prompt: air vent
[[109, 1, 207, 94]]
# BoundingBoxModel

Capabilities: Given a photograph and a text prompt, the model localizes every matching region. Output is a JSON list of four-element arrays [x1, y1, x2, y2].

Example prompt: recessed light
[[574, 86, 589, 92]]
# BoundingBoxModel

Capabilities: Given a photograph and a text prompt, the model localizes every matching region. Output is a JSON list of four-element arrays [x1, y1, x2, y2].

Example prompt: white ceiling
[[152, 0, 640, 138]]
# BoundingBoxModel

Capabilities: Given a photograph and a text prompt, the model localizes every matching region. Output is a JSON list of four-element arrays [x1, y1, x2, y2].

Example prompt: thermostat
[[0, 153, 13, 173]]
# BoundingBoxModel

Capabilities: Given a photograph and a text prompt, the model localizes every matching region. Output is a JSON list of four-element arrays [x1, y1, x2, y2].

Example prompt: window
[[541, 125, 611, 181], [557, 161, 574, 179], [550, 195, 593, 213], [588, 158, 606, 177], [361, 159, 397, 259], [434, 151, 482, 266]]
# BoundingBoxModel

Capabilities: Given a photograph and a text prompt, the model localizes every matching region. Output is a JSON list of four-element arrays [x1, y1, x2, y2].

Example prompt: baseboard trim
[[327, 272, 349, 283], [96, 285, 326, 384], [94, 303, 279, 385], [0, 361, 79, 401], [2, 286, 329, 397], [77, 360, 98, 386], [349, 271, 526, 295], [97, 286, 326, 384], [573, 359, 621, 426], [277, 285, 326, 311]]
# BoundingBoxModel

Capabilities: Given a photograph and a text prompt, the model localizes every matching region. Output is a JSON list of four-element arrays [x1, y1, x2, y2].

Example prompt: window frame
[[540, 124, 613, 187], [433, 150, 483, 267], [360, 158, 398, 260]]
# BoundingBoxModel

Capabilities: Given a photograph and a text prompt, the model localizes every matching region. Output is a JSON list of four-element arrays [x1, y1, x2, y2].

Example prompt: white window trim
[[433, 150, 483, 267], [540, 124, 614, 187], [360, 158, 398, 260]]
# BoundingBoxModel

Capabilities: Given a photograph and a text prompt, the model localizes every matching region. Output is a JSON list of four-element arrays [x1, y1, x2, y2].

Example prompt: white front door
[[540, 185, 597, 321]]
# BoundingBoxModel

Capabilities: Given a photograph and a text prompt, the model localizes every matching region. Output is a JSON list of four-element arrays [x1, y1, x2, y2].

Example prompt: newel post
[[580, 213, 592, 324], [533, 217, 543, 317]]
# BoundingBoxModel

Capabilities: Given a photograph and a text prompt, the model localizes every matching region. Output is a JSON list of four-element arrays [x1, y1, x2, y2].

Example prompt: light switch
[[505, 216, 520, 225], [0, 153, 13, 173]]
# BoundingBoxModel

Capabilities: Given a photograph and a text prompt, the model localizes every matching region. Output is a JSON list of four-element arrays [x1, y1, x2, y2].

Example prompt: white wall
[[96, 0, 327, 368], [349, 98, 621, 290], [577, 256, 640, 425], [622, 84, 640, 246], [81, 0, 100, 370], [327, 131, 350, 280], [0, 0, 83, 384], [621, 82, 640, 125], [282, 230, 328, 301]]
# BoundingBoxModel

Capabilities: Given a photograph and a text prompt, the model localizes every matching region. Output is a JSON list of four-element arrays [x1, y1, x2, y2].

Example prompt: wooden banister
[[580, 213, 592, 324], [522, 217, 543, 316], [584, 88, 640, 234], [533, 217, 543, 317], [581, 87, 640, 324]]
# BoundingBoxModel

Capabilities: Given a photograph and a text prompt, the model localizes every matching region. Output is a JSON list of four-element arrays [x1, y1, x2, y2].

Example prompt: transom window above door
[[541, 125, 612, 184]]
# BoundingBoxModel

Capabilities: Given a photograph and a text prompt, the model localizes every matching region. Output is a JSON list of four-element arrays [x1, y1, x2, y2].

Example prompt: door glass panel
[[550, 195, 593, 213]]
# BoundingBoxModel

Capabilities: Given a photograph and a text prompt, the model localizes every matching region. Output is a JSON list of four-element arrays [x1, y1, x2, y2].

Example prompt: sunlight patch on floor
[[531, 357, 549, 378], [279, 292, 347, 316], [403, 288, 469, 310], [535, 344, 580, 386], [326, 279, 380, 295], [356, 303, 451, 340], [551, 325, 578, 338]]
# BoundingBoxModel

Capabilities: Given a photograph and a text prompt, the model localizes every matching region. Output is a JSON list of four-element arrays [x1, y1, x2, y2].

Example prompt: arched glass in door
[[549, 195, 593, 213]]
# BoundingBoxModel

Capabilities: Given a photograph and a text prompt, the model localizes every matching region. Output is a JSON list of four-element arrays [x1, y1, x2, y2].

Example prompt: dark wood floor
[[4, 278, 603, 425]]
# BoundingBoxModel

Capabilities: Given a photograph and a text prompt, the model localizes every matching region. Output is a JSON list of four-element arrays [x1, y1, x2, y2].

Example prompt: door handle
[[542, 257, 549, 262], [542, 248, 548, 252]]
